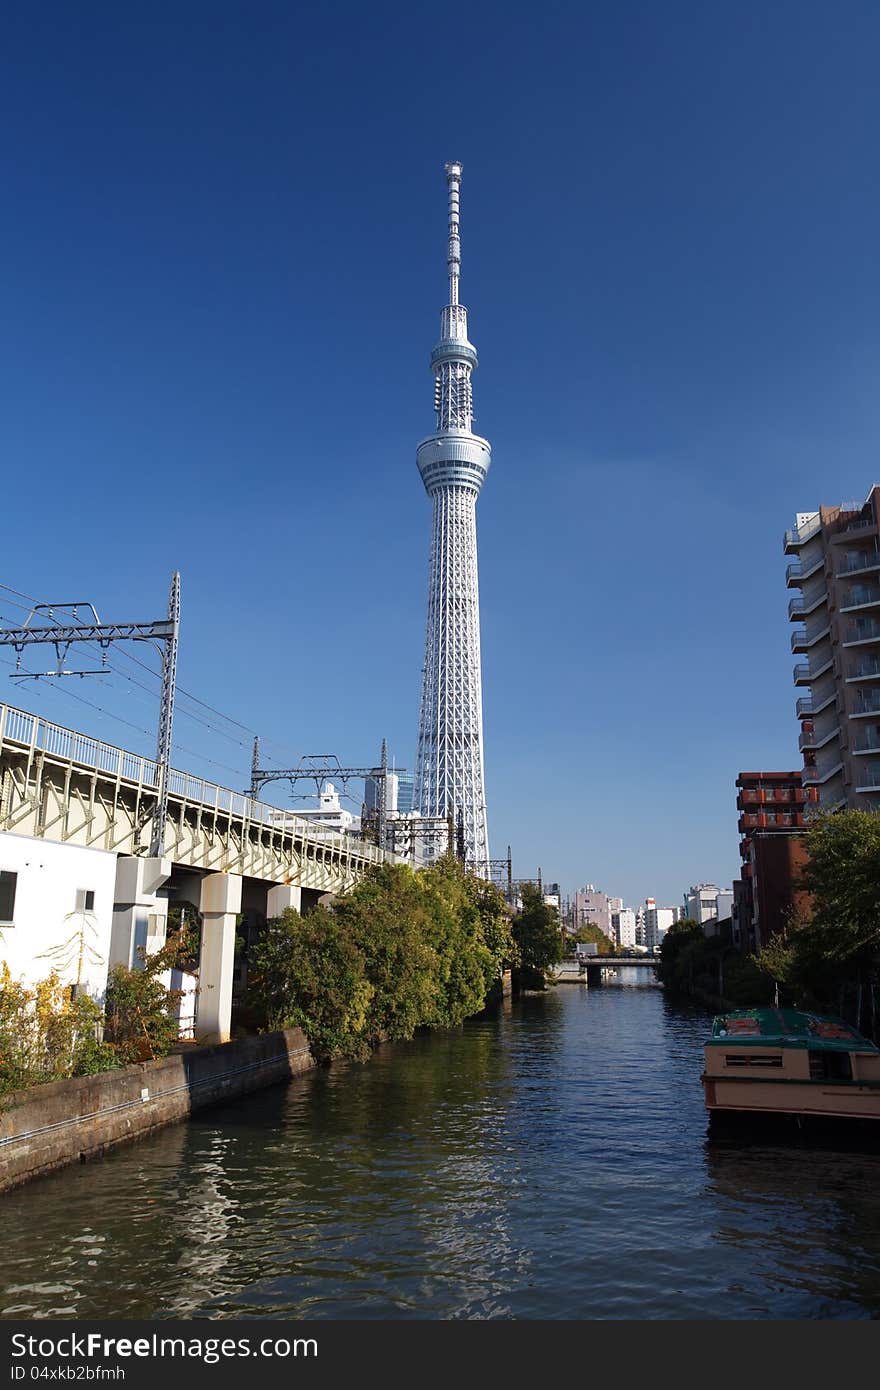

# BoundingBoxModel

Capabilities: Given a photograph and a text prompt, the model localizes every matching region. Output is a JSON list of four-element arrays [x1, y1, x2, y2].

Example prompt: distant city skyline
[[2, 5, 879, 906]]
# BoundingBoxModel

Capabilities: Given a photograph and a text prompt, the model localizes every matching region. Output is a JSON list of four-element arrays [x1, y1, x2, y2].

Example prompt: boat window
[[808, 1050, 853, 1081], [724, 1053, 783, 1068]]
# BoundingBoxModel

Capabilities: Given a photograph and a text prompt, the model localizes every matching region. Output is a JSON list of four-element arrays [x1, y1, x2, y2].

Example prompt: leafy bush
[[754, 810, 880, 1037], [0, 965, 117, 1098], [246, 856, 514, 1062], [103, 927, 197, 1064], [511, 882, 563, 990]]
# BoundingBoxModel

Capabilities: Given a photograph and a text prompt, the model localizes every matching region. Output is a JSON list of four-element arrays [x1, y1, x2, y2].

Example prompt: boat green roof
[[708, 1007, 879, 1052]]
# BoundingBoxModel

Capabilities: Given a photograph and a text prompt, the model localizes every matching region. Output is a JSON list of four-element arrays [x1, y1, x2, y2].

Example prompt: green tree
[[103, 927, 196, 1063], [656, 919, 704, 991], [333, 862, 438, 1043], [572, 923, 615, 956], [511, 882, 563, 990], [756, 811, 880, 1035], [247, 907, 372, 1061]]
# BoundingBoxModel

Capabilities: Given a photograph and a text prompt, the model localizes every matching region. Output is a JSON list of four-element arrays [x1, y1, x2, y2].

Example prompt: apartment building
[[733, 770, 817, 950], [684, 884, 724, 924], [786, 486, 880, 810], [642, 898, 680, 949], [611, 907, 637, 948], [573, 886, 612, 939]]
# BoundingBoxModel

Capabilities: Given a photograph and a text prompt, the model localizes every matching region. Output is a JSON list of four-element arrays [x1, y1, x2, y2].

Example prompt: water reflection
[[2, 986, 879, 1319], [703, 1135, 880, 1318]]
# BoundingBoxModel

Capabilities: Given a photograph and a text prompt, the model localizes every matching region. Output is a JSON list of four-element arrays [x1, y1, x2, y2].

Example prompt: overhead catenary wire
[[0, 580, 300, 765]]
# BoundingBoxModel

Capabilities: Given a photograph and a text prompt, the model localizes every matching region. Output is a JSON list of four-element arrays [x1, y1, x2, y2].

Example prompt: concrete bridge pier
[[197, 872, 242, 1044], [266, 883, 301, 918], [109, 856, 171, 971]]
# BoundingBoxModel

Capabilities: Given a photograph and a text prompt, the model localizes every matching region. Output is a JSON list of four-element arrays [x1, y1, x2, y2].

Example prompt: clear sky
[[2, 2, 880, 911]]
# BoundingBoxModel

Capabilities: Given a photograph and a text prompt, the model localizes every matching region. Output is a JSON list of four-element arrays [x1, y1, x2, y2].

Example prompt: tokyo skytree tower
[[414, 161, 491, 874]]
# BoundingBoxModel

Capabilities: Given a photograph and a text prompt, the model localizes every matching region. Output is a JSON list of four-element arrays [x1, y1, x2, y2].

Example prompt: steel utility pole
[[248, 739, 403, 852], [0, 573, 181, 858]]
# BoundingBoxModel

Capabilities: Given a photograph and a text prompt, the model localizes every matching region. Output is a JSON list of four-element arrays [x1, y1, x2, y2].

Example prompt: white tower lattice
[[414, 161, 491, 875]]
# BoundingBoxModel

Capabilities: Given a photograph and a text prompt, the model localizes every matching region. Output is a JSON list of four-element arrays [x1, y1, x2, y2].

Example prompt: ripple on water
[[2, 988, 880, 1319]]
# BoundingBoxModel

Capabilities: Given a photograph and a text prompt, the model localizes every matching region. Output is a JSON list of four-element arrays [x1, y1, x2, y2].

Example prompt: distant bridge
[[553, 955, 660, 983]]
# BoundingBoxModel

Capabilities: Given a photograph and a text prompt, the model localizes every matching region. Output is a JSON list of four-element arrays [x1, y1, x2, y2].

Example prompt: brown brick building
[[732, 771, 816, 950]]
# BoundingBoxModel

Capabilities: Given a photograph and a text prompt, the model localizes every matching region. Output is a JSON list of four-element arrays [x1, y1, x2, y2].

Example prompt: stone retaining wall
[[0, 1028, 315, 1194]]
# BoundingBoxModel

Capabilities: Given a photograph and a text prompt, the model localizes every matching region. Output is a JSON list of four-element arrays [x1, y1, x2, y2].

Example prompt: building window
[[724, 1053, 783, 1068], [0, 870, 17, 925], [75, 888, 95, 913]]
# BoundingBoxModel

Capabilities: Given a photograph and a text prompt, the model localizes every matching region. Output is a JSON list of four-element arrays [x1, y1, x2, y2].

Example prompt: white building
[[611, 908, 637, 948], [684, 884, 732, 925], [294, 782, 354, 836], [363, 770, 399, 816], [715, 889, 734, 922], [0, 833, 119, 998], [643, 898, 681, 949]]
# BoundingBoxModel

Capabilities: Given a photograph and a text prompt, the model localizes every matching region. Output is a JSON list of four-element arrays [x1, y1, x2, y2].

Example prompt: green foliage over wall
[[0, 965, 116, 1098], [656, 919, 774, 1009], [246, 856, 514, 1062], [511, 882, 563, 990], [755, 810, 880, 1037]]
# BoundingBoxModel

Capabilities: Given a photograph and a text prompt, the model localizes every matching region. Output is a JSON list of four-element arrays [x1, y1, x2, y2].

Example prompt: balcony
[[793, 656, 833, 685], [796, 693, 836, 719], [841, 620, 880, 647], [840, 585, 880, 613], [790, 623, 830, 652], [799, 724, 839, 752], [841, 516, 876, 534], [786, 557, 824, 587], [851, 696, 880, 719], [784, 515, 821, 552], [851, 732, 880, 755], [856, 765, 880, 792], [787, 590, 827, 621], [738, 786, 802, 808], [837, 550, 880, 577], [803, 761, 844, 785], [846, 657, 880, 682], [738, 812, 803, 832]]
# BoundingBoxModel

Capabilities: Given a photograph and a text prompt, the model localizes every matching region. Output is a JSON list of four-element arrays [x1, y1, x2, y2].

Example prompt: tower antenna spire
[[445, 160, 463, 306]]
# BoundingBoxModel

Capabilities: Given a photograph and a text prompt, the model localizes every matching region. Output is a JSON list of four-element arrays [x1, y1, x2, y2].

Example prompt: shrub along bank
[[0, 931, 196, 1102], [246, 856, 515, 1062]]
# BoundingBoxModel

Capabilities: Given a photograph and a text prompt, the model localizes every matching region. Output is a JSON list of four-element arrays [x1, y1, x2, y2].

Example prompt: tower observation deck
[[414, 161, 491, 875]]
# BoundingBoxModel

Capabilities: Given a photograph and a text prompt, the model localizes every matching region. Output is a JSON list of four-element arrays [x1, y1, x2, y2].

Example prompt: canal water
[[3, 976, 880, 1320]]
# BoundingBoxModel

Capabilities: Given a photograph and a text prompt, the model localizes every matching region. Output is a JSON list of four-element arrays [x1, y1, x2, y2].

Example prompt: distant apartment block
[[643, 898, 681, 949], [684, 884, 726, 924], [732, 770, 817, 951], [573, 885, 612, 939], [786, 486, 880, 810], [611, 908, 637, 948]]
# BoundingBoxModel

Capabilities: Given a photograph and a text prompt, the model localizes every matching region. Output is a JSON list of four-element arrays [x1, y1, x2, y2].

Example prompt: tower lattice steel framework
[[414, 162, 491, 875]]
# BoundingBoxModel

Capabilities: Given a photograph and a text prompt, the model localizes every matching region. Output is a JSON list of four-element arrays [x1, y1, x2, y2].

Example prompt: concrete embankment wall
[[0, 1028, 315, 1195]]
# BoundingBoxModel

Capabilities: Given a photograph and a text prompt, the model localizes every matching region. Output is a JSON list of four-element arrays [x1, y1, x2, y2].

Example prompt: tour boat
[[702, 1007, 880, 1127]]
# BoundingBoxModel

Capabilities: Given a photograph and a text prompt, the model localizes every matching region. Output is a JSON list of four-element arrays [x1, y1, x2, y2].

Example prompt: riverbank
[[0, 1027, 314, 1194]]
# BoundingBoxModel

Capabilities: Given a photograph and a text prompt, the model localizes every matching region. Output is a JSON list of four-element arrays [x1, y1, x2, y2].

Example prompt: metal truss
[[385, 811, 453, 866], [415, 161, 491, 876], [0, 574, 180, 857], [249, 737, 405, 852]]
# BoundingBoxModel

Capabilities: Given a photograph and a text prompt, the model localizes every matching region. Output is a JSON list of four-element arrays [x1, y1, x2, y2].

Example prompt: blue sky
[[2, 2, 879, 910]]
